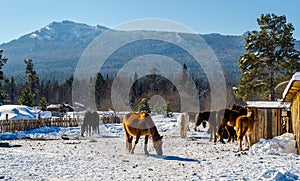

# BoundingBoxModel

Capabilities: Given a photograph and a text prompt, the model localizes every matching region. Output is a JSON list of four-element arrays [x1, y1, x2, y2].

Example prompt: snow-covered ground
[[0, 114, 299, 180]]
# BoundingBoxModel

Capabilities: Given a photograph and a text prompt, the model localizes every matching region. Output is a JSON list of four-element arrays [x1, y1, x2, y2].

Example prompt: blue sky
[[1, 0, 300, 43]]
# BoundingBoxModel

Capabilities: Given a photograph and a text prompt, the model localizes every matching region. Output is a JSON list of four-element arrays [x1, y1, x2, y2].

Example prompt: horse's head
[[194, 112, 200, 130], [232, 104, 247, 115], [194, 112, 206, 131], [247, 109, 255, 121], [153, 136, 163, 156]]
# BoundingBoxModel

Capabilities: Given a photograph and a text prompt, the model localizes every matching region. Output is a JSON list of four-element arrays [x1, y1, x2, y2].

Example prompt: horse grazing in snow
[[194, 110, 218, 142], [123, 112, 163, 156], [236, 110, 255, 151], [81, 111, 100, 136], [177, 112, 189, 138], [81, 111, 92, 136]]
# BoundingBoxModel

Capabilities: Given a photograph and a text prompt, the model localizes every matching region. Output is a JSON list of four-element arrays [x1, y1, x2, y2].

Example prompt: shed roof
[[282, 72, 300, 102], [246, 101, 290, 109]]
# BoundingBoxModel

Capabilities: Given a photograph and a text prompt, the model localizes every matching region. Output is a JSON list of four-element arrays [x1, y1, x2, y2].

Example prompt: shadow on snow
[[147, 153, 200, 163]]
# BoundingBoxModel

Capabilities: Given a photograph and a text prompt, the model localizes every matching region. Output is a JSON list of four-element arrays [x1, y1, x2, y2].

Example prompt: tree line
[[0, 50, 239, 112]]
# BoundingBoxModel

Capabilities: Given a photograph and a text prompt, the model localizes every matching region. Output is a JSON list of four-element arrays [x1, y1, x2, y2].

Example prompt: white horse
[[177, 112, 189, 138]]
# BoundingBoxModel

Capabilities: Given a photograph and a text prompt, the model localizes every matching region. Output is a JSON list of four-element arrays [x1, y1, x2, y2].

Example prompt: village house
[[283, 72, 300, 155]]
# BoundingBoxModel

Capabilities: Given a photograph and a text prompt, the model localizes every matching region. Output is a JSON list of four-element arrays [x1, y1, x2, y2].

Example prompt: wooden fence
[[100, 115, 122, 124], [0, 117, 80, 133]]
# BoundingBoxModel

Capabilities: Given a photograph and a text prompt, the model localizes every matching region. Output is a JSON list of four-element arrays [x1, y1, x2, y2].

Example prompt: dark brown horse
[[81, 111, 92, 136], [216, 104, 247, 144], [194, 111, 218, 142], [123, 112, 163, 155], [81, 111, 100, 136]]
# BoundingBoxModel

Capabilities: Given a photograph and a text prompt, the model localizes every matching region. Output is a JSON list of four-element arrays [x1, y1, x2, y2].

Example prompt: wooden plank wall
[[250, 107, 282, 145], [249, 107, 260, 144], [291, 92, 300, 155]]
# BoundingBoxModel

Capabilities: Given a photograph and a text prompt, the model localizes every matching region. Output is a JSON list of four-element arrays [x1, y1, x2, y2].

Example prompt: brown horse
[[216, 104, 247, 144], [123, 112, 163, 155], [194, 111, 218, 142], [236, 110, 255, 151]]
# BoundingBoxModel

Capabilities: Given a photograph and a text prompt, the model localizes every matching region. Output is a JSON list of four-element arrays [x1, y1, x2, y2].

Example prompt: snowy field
[[0, 114, 300, 180]]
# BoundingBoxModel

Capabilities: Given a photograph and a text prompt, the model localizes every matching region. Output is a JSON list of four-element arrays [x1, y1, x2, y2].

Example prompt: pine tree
[[9, 77, 16, 104], [23, 59, 40, 105], [3, 79, 10, 104], [179, 63, 193, 94], [180, 63, 188, 86], [0, 50, 8, 105], [138, 98, 151, 113], [165, 101, 173, 118], [236, 13, 300, 101], [39, 96, 48, 111], [95, 72, 106, 110], [59, 102, 67, 117], [20, 83, 34, 106]]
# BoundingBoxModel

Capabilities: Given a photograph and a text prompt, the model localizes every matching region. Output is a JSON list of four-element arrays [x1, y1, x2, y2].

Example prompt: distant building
[[46, 104, 74, 112]]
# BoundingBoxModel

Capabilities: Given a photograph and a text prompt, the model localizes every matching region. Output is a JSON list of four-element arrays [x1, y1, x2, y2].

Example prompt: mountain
[[0, 21, 299, 83], [0, 21, 106, 82]]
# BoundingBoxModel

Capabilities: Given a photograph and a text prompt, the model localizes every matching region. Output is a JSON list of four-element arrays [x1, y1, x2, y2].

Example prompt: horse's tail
[[236, 117, 242, 141]]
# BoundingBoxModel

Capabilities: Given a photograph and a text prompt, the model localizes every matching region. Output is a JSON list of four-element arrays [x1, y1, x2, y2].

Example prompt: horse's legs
[[216, 119, 226, 144], [218, 127, 226, 144], [131, 135, 140, 154], [226, 126, 235, 142], [209, 124, 213, 141], [81, 124, 85, 137], [144, 135, 149, 154], [214, 127, 217, 143], [238, 137, 243, 151], [124, 127, 133, 153], [127, 137, 133, 153], [246, 134, 251, 150]]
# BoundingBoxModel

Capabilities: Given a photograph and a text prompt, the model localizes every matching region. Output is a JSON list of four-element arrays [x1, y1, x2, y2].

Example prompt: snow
[[29, 33, 38, 38], [0, 113, 299, 180], [250, 133, 297, 155], [0, 105, 41, 120], [247, 101, 290, 108]]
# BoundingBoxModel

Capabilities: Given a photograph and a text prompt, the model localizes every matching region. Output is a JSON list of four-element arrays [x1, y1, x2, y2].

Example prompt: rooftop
[[282, 72, 300, 102]]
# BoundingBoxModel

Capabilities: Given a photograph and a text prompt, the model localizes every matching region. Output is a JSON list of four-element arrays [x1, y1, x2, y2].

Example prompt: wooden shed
[[246, 101, 291, 145], [283, 72, 300, 155]]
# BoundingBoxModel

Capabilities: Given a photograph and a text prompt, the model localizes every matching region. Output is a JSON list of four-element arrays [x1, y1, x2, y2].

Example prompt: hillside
[[0, 21, 299, 83], [0, 21, 106, 82]]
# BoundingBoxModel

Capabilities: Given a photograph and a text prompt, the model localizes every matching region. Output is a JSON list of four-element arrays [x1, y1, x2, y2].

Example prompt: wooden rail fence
[[0, 117, 80, 133]]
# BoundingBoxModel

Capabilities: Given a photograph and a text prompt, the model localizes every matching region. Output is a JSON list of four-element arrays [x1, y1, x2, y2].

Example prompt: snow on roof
[[246, 101, 290, 108], [46, 104, 74, 110], [283, 72, 300, 102], [0, 105, 40, 120], [47, 104, 60, 109]]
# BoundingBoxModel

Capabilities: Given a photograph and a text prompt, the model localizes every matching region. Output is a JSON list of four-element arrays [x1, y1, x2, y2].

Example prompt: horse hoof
[[218, 139, 225, 144]]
